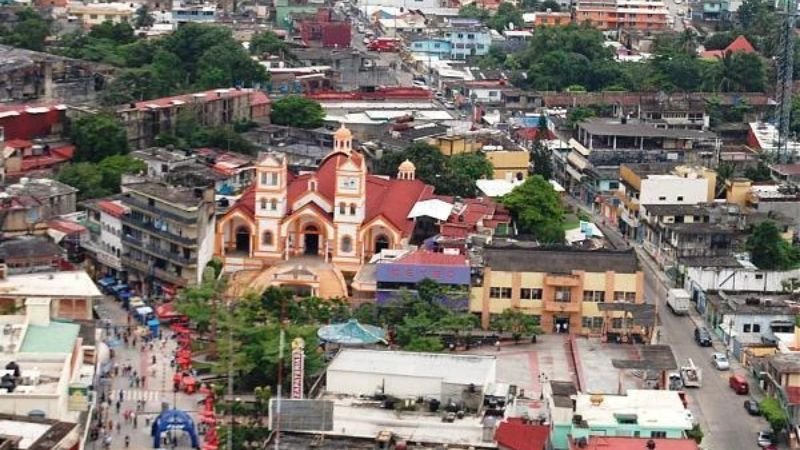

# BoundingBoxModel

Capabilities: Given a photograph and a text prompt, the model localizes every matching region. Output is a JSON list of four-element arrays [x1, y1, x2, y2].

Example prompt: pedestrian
[[118, 389, 124, 402], [115, 401, 120, 414], [116, 421, 120, 434], [103, 435, 112, 449], [124, 435, 130, 448], [107, 419, 113, 432], [141, 375, 146, 387], [151, 355, 156, 365], [132, 413, 138, 428]]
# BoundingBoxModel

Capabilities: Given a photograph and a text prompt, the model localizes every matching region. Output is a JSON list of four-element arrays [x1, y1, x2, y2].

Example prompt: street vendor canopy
[[317, 319, 387, 345]]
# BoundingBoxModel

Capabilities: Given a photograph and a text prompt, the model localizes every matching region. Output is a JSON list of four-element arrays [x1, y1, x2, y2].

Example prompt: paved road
[[567, 194, 772, 449], [93, 297, 203, 450], [350, 16, 414, 87], [664, 0, 690, 31]]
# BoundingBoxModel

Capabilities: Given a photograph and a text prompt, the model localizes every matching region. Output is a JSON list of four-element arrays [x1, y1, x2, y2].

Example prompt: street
[[93, 296, 202, 449], [663, 0, 690, 32], [349, 11, 414, 87]]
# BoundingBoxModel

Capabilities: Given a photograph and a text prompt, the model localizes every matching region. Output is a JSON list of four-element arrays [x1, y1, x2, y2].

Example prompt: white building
[[0, 268, 102, 321], [639, 174, 710, 206], [82, 199, 129, 277], [326, 349, 496, 402]]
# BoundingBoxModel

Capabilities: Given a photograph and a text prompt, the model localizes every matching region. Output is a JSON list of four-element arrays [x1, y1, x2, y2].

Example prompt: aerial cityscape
[[0, 0, 798, 448]]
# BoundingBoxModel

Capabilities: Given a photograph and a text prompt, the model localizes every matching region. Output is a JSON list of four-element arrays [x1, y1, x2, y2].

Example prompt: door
[[555, 316, 570, 334], [304, 233, 319, 255]]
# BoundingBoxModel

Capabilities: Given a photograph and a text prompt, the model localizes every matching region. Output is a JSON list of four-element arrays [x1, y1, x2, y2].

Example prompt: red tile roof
[[4, 139, 32, 149], [18, 145, 75, 172], [515, 128, 556, 141], [48, 219, 87, 235], [572, 437, 699, 450], [494, 419, 549, 450], [97, 200, 129, 218], [250, 91, 271, 106], [700, 35, 755, 59], [131, 88, 261, 111], [396, 250, 468, 266]]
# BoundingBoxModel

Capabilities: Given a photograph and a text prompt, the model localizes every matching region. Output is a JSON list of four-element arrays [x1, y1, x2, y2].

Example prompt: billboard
[[268, 399, 334, 432]]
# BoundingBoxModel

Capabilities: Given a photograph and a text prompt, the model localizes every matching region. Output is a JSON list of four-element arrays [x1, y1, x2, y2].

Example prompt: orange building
[[215, 125, 433, 298], [575, 0, 669, 31]]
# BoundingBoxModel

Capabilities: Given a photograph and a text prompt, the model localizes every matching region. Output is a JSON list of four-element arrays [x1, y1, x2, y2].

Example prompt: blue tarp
[[98, 276, 116, 288], [147, 318, 160, 336], [111, 283, 129, 293]]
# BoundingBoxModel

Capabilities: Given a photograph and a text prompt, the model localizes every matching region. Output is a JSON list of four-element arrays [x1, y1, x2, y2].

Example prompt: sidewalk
[[93, 296, 202, 449]]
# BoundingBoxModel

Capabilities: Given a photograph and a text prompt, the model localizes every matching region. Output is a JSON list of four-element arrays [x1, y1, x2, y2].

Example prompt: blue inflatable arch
[[150, 408, 199, 448]]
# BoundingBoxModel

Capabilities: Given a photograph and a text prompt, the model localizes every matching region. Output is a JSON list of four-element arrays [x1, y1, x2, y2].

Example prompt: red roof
[[18, 145, 75, 172], [572, 437, 699, 450], [97, 200, 129, 218], [396, 250, 468, 266], [228, 149, 429, 236], [4, 139, 32, 149], [700, 35, 755, 59], [48, 219, 87, 235], [307, 87, 433, 101], [494, 419, 549, 450], [132, 88, 260, 111], [250, 91, 271, 106], [515, 128, 555, 141]]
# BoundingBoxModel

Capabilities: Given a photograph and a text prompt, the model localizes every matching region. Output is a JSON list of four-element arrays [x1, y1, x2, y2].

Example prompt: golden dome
[[334, 123, 352, 141], [398, 159, 416, 171]]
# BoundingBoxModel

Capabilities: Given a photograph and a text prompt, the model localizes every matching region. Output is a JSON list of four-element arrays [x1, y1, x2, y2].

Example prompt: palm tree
[[715, 162, 736, 199], [677, 28, 699, 55]]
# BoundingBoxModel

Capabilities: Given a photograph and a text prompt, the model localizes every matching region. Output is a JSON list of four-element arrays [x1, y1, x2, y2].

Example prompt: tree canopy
[[57, 154, 145, 200], [69, 114, 129, 163], [374, 143, 494, 197], [270, 96, 326, 129], [0, 8, 51, 51], [501, 175, 565, 242], [746, 221, 800, 270]]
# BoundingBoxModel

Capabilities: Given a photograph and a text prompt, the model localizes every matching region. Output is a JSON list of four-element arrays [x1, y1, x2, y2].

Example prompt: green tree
[[458, 4, 490, 21], [250, 31, 293, 59], [704, 32, 736, 50], [404, 336, 445, 352], [705, 51, 765, 92], [746, 222, 800, 270], [1, 8, 51, 51], [134, 5, 155, 29], [196, 40, 269, 89], [531, 141, 553, 180], [539, 0, 561, 10], [445, 152, 494, 197], [271, 96, 325, 129], [56, 163, 108, 200], [760, 397, 789, 433], [176, 267, 226, 334], [566, 106, 595, 129], [502, 175, 565, 242], [488, 3, 524, 32], [686, 424, 704, 444], [89, 21, 135, 44], [69, 114, 128, 162], [491, 308, 542, 342]]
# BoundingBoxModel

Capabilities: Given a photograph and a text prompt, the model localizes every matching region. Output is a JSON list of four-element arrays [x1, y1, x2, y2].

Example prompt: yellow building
[[67, 2, 136, 28], [434, 135, 530, 182], [472, 246, 647, 339]]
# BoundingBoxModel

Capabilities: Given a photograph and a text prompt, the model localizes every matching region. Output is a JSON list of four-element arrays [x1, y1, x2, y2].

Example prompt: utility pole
[[226, 296, 234, 450], [273, 297, 287, 450], [776, 0, 799, 163]]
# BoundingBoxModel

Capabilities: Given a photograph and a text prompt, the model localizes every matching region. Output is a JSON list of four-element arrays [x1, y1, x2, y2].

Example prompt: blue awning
[[111, 283, 129, 293]]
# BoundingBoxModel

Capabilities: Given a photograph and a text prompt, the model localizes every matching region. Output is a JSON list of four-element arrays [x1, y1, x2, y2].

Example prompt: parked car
[[712, 352, 730, 370], [694, 327, 712, 346], [758, 431, 773, 447], [730, 374, 749, 395], [443, 101, 456, 109], [744, 399, 760, 416]]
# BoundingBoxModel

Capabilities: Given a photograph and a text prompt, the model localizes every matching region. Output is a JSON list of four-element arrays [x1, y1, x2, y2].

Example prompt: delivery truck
[[667, 288, 691, 315]]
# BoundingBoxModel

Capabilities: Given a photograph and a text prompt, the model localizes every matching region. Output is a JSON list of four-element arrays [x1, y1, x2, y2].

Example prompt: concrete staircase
[[316, 265, 348, 299]]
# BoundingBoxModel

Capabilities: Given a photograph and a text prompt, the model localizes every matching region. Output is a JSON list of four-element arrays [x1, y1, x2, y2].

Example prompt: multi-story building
[[0, 266, 101, 321], [116, 88, 271, 149], [0, 178, 78, 237], [574, 0, 669, 31], [472, 246, 645, 338], [407, 37, 454, 58], [112, 182, 216, 297], [550, 390, 692, 449], [435, 133, 530, 182], [172, 3, 218, 23], [130, 147, 195, 179], [66, 1, 137, 28], [81, 199, 128, 279], [611, 163, 716, 240], [444, 26, 492, 60]]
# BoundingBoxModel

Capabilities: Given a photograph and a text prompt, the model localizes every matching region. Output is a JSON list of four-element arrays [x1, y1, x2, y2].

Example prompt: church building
[[214, 124, 434, 298]]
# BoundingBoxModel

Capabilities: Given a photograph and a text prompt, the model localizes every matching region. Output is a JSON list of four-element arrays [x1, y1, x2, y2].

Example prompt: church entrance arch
[[235, 225, 251, 254], [150, 409, 199, 448], [374, 234, 390, 254], [304, 224, 320, 256]]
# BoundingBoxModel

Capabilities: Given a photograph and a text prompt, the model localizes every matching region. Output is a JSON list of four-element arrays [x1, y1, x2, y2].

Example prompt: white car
[[712, 352, 730, 370], [758, 431, 773, 447]]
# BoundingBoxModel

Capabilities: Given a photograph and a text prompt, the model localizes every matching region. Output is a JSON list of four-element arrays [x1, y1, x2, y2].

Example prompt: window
[[260, 198, 267, 210], [260, 172, 267, 185], [658, 196, 666, 201], [270, 199, 277, 211], [753, 324, 761, 333], [341, 235, 353, 253], [477, 44, 485, 49], [262, 231, 273, 246], [458, 33, 464, 38], [611, 318, 623, 329], [467, 33, 475, 39], [489, 287, 512, 299], [743, 324, 751, 332], [489, 91, 499, 97], [434, 43, 441, 48], [755, 273, 764, 280], [593, 317, 604, 328], [414, 43, 422, 48], [677, 196, 684, 201], [339, 202, 346, 214], [583, 291, 605, 302], [350, 203, 357, 215], [554, 287, 571, 302], [651, 432, 667, 438], [582, 317, 593, 329], [270, 173, 279, 185], [520, 288, 543, 300], [614, 291, 636, 302]]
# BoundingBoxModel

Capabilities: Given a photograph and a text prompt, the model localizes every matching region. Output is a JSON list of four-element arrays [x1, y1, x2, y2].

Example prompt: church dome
[[398, 159, 416, 172], [334, 123, 352, 141]]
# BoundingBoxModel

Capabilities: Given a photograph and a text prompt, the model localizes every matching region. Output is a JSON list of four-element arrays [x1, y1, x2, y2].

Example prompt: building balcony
[[543, 300, 582, 313], [122, 196, 197, 225], [122, 235, 196, 267], [122, 215, 196, 247], [544, 274, 580, 286], [121, 254, 188, 287]]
